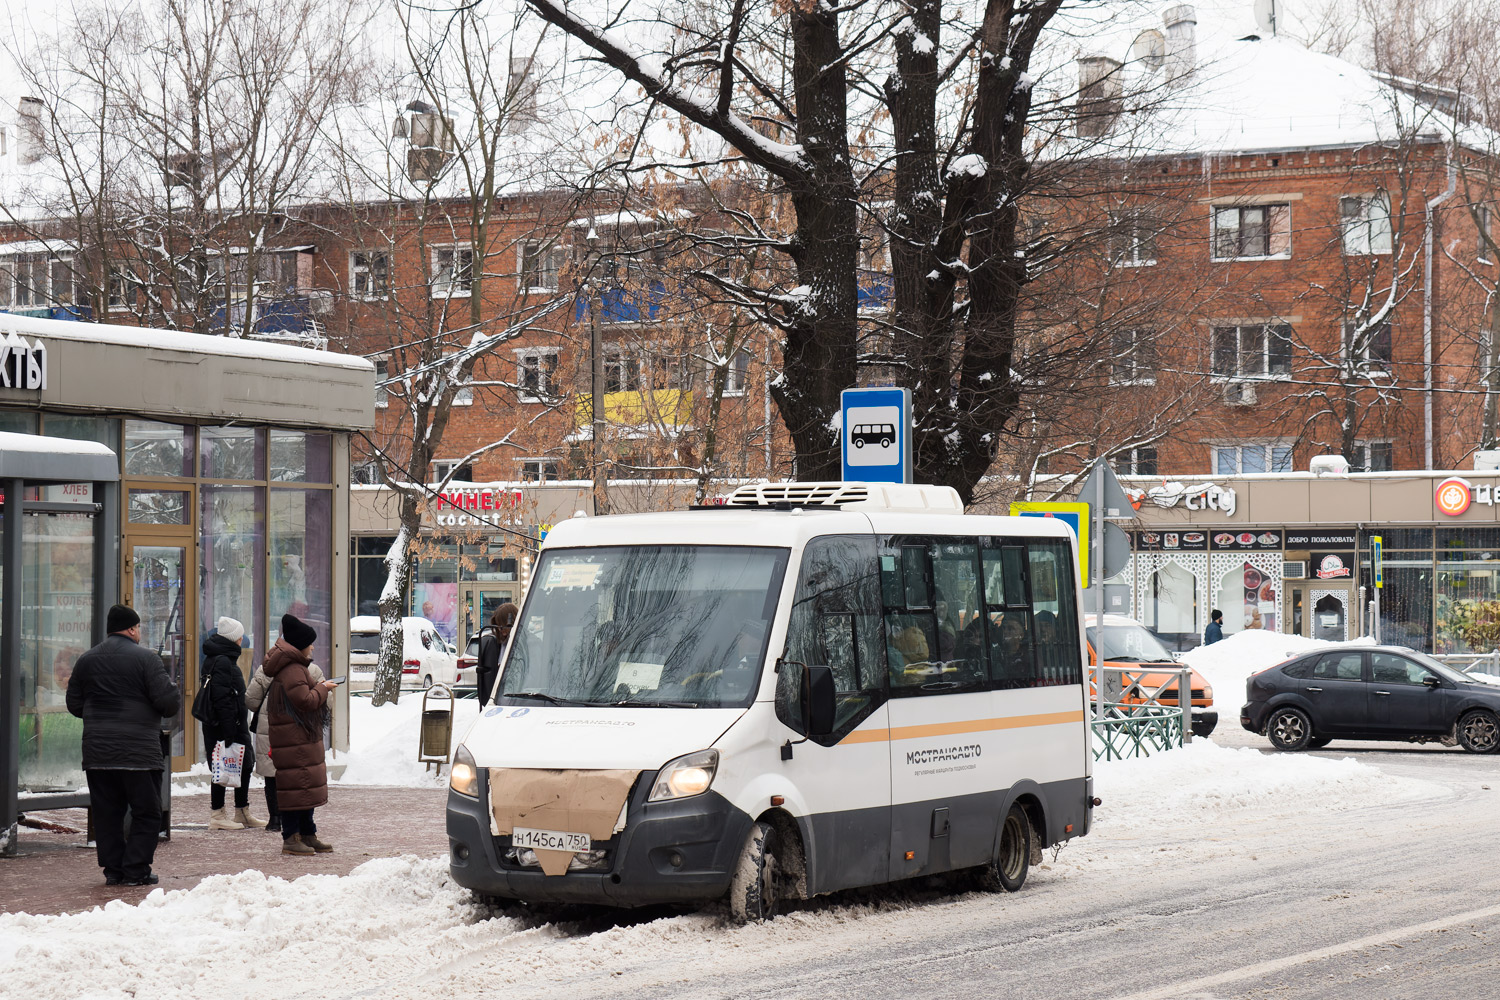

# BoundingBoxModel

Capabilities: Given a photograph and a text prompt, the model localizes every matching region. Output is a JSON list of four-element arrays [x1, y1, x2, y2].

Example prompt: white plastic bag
[[212, 741, 246, 787]]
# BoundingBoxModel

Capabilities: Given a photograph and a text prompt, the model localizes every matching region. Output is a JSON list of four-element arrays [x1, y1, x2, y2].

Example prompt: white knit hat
[[216, 616, 245, 643]]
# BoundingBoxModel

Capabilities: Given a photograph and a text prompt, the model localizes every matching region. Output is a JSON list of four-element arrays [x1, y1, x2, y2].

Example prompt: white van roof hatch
[[717, 481, 965, 513]]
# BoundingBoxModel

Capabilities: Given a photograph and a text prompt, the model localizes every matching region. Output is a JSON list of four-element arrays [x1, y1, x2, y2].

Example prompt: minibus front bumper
[[446, 778, 755, 907]]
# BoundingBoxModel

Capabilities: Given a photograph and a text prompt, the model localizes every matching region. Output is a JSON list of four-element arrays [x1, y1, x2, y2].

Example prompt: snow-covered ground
[[1, 636, 1457, 999]]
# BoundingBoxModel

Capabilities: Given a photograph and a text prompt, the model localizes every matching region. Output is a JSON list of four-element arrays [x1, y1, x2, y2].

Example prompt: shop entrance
[[1285, 583, 1354, 641], [459, 583, 520, 644], [124, 529, 195, 770]]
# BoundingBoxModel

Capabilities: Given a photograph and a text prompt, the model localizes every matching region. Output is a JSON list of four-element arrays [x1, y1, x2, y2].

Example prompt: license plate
[[512, 827, 591, 852]]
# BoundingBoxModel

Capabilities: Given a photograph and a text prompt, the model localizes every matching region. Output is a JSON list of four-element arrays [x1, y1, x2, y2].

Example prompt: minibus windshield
[[1086, 623, 1177, 663], [498, 545, 790, 709]]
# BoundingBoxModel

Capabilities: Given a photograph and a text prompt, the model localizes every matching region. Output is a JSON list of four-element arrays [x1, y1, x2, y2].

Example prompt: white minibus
[[446, 482, 1094, 921]]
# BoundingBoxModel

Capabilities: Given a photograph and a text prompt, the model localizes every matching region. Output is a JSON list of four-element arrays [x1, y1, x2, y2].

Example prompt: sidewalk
[[1, 785, 450, 916]]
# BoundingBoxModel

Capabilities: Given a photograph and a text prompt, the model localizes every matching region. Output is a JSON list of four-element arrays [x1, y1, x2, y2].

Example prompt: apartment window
[[1351, 441, 1394, 472], [1211, 204, 1291, 259], [1109, 210, 1157, 266], [1120, 446, 1158, 476], [723, 348, 751, 395], [431, 247, 474, 298], [1346, 320, 1393, 370], [374, 360, 389, 408], [519, 458, 560, 482], [1110, 328, 1156, 385], [431, 459, 473, 484], [605, 352, 642, 393], [519, 241, 564, 292], [0, 252, 76, 309], [1478, 205, 1494, 263], [516, 349, 559, 401], [1214, 444, 1293, 475], [106, 266, 136, 311], [351, 250, 391, 299], [444, 353, 473, 405], [352, 460, 383, 485], [1340, 194, 1393, 255], [1211, 324, 1292, 379]]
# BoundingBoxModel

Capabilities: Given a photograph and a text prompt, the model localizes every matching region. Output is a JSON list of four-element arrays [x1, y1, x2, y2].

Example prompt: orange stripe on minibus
[[840, 710, 1085, 745]]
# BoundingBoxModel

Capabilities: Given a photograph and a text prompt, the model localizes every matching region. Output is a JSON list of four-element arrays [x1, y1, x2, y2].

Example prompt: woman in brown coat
[[263, 614, 337, 856]]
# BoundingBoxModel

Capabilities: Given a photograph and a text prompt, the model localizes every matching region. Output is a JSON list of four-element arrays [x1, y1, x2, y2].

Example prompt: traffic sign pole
[[1372, 535, 1383, 643]]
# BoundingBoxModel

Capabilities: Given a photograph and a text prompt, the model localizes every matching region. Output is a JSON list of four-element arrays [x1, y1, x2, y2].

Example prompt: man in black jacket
[[476, 603, 518, 707], [67, 605, 181, 886]]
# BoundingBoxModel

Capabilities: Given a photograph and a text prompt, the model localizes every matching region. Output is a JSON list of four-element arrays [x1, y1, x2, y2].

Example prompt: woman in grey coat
[[244, 659, 325, 833]]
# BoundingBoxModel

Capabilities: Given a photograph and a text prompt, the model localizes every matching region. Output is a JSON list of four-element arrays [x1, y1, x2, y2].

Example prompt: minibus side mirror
[[802, 663, 836, 737]]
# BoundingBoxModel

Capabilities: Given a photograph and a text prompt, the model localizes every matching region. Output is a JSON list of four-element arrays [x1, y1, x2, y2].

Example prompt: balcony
[[211, 294, 330, 350], [573, 282, 667, 325]]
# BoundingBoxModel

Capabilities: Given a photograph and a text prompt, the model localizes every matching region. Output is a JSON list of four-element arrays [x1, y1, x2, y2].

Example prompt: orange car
[[1085, 614, 1217, 737]]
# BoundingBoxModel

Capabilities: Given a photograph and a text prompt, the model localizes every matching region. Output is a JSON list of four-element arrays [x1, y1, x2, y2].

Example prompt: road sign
[[840, 387, 911, 484], [1078, 458, 1135, 519], [1011, 501, 1091, 582], [1372, 535, 1383, 589], [1099, 521, 1130, 580]]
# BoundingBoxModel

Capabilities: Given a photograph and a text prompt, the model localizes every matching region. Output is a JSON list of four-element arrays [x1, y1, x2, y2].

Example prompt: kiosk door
[[125, 539, 194, 770], [460, 584, 519, 644]]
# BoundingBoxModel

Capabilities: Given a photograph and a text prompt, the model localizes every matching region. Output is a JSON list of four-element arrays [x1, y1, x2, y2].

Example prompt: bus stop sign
[[841, 387, 911, 484]]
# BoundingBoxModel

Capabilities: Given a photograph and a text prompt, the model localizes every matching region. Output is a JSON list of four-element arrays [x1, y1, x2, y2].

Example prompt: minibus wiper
[[503, 691, 574, 706], [586, 698, 699, 709]]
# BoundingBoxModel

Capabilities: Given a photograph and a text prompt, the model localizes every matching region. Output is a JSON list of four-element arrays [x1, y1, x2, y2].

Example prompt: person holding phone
[[261, 613, 337, 857], [245, 650, 327, 833]]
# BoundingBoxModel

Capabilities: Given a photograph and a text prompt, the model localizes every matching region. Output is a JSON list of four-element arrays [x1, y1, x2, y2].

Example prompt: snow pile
[[1181, 629, 1373, 707], [0, 857, 500, 999], [335, 695, 482, 788], [1094, 738, 1444, 831]]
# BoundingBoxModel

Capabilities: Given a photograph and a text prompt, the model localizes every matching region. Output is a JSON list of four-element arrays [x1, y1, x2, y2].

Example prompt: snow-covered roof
[[1044, 0, 1494, 159]]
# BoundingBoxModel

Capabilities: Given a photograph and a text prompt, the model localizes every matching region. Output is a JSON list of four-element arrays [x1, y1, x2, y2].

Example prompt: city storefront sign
[[1284, 529, 1357, 548], [1135, 529, 1208, 551], [1434, 476, 1470, 515], [0, 332, 46, 390], [431, 488, 525, 528], [1311, 552, 1354, 579], [1211, 528, 1283, 551], [1126, 481, 1238, 516]]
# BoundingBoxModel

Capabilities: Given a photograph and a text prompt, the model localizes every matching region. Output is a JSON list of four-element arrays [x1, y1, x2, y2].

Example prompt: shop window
[[200, 426, 265, 481], [1217, 561, 1276, 636], [1211, 324, 1292, 379], [269, 429, 332, 483], [1211, 203, 1291, 259], [0, 410, 38, 434], [201, 486, 266, 656], [269, 489, 332, 671], [43, 415, 118, 451], [125, 419, 194, 478], [128, 489, 190, 525], [1142, 562, 1197, 636]]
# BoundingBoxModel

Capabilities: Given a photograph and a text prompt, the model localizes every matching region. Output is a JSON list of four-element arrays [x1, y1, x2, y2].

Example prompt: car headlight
[[648, 749, 718, 802], [450, 744, 480, 798]]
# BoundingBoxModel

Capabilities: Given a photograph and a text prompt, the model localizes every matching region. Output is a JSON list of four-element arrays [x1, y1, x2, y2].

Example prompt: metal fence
[[1089, 665, 1193, 761], [1429, 651, 1500, 678]]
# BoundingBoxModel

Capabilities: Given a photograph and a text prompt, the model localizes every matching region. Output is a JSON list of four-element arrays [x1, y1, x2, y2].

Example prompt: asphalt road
[[384, 725, 1500, 1000]]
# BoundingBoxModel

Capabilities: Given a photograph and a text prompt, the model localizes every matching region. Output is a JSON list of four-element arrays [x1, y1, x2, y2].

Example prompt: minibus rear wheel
[[978, 804, 1030, 893], [728, 820, 780, 923]]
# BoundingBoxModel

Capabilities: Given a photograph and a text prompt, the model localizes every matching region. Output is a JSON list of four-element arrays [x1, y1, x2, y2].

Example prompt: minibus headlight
[[649, 749, 719, 802], [450, 744, 481, 798]]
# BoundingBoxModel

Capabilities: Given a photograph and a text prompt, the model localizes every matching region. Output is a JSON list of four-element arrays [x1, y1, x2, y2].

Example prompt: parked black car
[[1241, 644, 1500, 753]]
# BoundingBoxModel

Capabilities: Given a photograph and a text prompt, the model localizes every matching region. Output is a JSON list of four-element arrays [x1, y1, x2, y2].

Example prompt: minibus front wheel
[[728, 820, 780, 923]]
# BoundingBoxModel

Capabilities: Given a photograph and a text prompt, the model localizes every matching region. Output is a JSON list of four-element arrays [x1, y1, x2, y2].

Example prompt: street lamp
[[585, 227, 609, 516]]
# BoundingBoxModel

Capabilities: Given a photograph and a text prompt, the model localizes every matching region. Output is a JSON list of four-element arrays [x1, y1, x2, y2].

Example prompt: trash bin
[[419, 684, 454, 772]]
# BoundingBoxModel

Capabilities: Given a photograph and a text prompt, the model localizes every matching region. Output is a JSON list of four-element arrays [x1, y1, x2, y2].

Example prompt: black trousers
[[263, 774, 279, 818], [86, 769, 163, 881], [281, 808, 316, 840], [202, 726, 252, 810]]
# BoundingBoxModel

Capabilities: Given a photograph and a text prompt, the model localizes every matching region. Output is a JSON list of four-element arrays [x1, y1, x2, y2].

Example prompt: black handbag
[[190, 673, 213, 723]]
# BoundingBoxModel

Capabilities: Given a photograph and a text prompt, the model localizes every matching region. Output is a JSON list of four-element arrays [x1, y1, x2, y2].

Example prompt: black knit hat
[[107, 604, 140, 634], [281, 613, 317, 650]]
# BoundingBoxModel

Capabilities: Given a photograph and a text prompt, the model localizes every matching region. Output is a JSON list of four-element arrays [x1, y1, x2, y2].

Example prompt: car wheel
[[1267, 707, 1312, 751], [1457, 709, 1500, 753], [1191, 716, 1218, 738], [1307, 736, 1332, 749], [728, 820, 780, 923], [977, 804, 1031, 893], [422, 674, 434, 690]]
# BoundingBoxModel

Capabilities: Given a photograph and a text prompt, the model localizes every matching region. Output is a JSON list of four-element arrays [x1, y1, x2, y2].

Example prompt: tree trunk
[[373, 514, 416, 706]]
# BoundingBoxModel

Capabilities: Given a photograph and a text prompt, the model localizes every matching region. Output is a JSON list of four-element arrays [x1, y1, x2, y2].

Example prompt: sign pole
[[1372, 535, 1383, 643], [1094, 472, 1105, 726]]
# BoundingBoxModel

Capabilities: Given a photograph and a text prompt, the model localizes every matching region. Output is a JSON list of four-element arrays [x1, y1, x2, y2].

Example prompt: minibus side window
[[1027, 539, 1081, 686], [883, 537, 988, 696], [777, 535, 887, 744], [981, 542, 1039, 689]]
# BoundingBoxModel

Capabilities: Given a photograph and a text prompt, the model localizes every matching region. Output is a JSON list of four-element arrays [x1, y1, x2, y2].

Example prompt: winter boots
[[302, 834, 334, 853], [209, 808, 244, 831], [234, 807, 268, 829], [281, 834, 316, 856]]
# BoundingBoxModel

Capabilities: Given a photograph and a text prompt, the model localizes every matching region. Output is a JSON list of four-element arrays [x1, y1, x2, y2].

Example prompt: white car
[[348, 616, 459, 692]]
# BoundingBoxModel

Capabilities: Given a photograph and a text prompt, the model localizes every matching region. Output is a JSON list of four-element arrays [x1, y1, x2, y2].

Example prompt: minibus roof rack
[[694, 481, 965, 513]]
